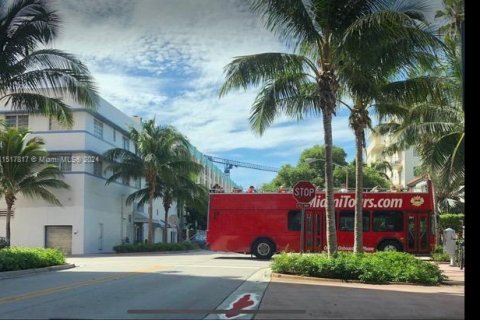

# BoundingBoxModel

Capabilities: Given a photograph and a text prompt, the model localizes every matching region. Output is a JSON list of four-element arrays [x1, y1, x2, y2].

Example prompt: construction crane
[[205, 155, 279, 176]]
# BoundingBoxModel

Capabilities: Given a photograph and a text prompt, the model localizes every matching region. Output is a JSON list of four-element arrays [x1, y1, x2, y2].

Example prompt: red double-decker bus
[[207, 183, 435, 259]]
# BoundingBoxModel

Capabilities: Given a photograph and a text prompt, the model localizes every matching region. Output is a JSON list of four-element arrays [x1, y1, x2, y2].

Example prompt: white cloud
[[50, 0, 358, 186]]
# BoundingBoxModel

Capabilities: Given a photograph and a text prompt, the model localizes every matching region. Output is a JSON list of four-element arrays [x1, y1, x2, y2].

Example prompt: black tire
[[377, 240, 403, 252], [252, 238, 276, 259]]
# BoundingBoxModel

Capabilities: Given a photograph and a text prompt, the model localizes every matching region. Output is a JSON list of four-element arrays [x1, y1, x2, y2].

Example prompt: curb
[[271, 273, 451, 286], [112, 249, 204, 255], [0, 263, 76, 280], [271, 272, 362, 284]]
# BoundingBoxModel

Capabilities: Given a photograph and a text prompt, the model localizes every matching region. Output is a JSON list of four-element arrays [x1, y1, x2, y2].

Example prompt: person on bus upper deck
[[247, 186, 256, 193], [278, 185, 286, 193], [211, 183, 222, 193]]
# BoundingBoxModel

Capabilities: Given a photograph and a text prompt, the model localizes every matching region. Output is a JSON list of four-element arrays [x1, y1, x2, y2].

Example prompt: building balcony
[[366, 134, 386, 156]]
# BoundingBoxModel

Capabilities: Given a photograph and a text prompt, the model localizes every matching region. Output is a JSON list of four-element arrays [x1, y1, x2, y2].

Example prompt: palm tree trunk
[[177, 201, 184, 242], [5, 206, 12, 246], [353, 128, 364, 254], [5, 192, 15, 246], [147, 189, 154, 245], [322, 108, 337, 256], [163, 203, 170, 243]]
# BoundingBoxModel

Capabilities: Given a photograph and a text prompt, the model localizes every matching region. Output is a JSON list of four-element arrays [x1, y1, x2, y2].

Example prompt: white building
[[366, 131, 422, 188], [189, 146, 237, 192], [0, 96, 236, 254]]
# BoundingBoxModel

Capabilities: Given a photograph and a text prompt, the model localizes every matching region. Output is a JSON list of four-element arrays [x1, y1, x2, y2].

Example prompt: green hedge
[[439, 213, 464, 234], [113, 242, 198, 253], [0, 247, 66, 272], [272, 251, 445, 285]]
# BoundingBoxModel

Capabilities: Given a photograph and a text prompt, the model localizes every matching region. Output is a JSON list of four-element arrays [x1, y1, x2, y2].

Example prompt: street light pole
[[345, 168, 348, 190]]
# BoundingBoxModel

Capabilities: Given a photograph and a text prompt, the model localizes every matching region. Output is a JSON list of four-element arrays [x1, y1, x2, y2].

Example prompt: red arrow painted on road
[[225, 294, 255, 318]]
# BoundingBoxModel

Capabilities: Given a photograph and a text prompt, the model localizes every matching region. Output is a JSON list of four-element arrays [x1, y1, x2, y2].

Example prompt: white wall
[[0, 175, 86, 254], [83, 175, 138, 253]]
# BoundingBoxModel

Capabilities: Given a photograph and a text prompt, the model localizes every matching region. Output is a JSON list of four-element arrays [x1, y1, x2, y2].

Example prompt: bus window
[[288, 210, 301, 231], [338, 211, 370, 232], [373, 211, 403, 232]]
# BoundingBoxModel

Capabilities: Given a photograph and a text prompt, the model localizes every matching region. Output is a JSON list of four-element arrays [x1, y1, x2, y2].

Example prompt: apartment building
[[366, 131, 422, 188], [0, 97, 235, 254]]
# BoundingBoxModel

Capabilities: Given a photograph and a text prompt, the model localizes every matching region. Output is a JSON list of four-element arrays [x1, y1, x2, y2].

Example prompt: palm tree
[[158, 173, 207, 243], [435, 0, 464, 42], [342, 0, 445, 252], [376, 0, 464, 185], [219, 0, 440, 256], [0, 0, 97, 125], [104, 120, 203, 244], [0, 128, 70, 245], [370, 161, 392, 182], [220, 0, 360, 256], [374, 1, 464, 244]]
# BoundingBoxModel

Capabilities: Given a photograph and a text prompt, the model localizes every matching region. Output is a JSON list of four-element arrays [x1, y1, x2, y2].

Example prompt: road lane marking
[[0, 264, 165, 305]]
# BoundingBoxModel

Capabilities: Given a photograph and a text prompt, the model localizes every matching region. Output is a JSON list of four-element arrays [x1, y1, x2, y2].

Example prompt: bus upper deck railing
[[210, 187, 417, 194]]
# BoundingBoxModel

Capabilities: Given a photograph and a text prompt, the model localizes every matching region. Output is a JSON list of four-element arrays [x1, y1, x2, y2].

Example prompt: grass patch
[[0, 247, 65, 272], [113, 241, 198, 253], [272, 251, 445, 285]]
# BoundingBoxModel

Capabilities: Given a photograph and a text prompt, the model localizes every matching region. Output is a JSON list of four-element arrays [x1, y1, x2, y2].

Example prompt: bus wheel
[[252, 238, 275, 259], [378, 240, 402, 252]]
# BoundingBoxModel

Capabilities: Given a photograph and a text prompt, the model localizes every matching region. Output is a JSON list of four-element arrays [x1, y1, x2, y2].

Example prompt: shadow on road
[[0, 268, 254, 319], [257, 279, 464, 319]]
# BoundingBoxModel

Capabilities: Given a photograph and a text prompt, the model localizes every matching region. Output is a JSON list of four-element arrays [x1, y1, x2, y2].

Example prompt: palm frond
[[249, 0, 321, 49], [249, 77, 320, 134], [219, 53, 317, 97], [0, 93, 74, 126], [125, 188, 150, 206]]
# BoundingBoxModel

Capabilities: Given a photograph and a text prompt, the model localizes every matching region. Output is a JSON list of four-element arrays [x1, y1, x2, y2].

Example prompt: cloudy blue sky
[[52, 0, 441, 189]]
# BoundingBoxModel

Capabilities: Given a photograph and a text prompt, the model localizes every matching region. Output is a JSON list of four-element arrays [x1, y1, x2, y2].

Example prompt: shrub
[[439, 213, 464, 234], [113, 241, 198, 253], [272, 251, 445, 285], [0, 247, 65, 272], [431, 245, 450, 262]]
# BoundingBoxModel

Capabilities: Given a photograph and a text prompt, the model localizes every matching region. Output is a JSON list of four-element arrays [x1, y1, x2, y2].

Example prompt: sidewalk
[[437, 263, 465, 285], [257, 264, 464, 319]]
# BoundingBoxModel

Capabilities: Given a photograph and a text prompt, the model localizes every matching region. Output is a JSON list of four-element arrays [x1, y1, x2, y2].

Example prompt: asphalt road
[[0, 251, 271, 319]]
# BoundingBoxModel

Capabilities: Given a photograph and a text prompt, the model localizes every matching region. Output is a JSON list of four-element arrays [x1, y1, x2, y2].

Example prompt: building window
[[287, 210, 301, 231], [113, 129, 116, 142], [170, 231, 177, 243], [0, 209, 14, 217], [93, 160, 102, 177], [137, 202, 144, 213], [338, 211, 370, 232], [5, 115, 28, 129], [94, 118, 103, 138], [50, 154, 72, 172], [373, 211, 403, 232], [123, 136, 130, 151], [122, 176, 129, 186]]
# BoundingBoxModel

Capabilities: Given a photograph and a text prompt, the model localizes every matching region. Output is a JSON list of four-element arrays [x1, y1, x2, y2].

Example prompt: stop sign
[[292, 181, 316, 203]]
